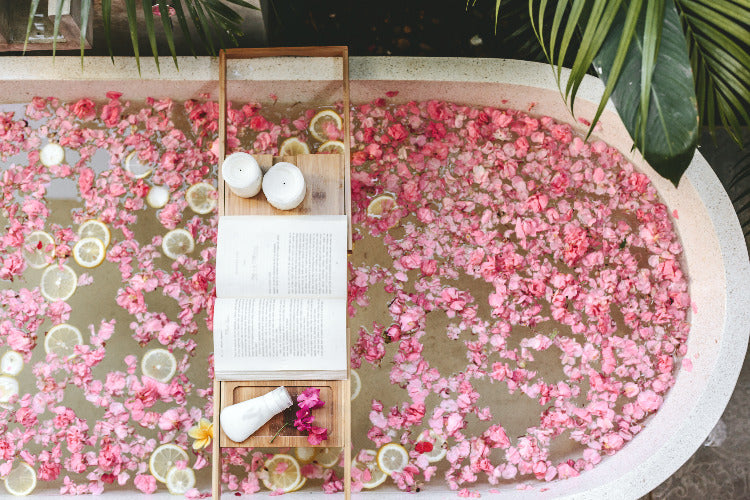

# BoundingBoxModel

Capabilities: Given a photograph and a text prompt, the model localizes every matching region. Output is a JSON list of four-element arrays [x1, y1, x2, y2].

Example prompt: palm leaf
[[675, 0, 750, 144], [171, 1, 198, 58], [102, 0, 114, 62], [51, 0, 66, 58], [142, 0, 160, 71], [159, 3, 180, 69], [125, 0, 141, 73], [594, 0, 699, 185], [23, 0, 41, 54], [79, 0, 92, 65]]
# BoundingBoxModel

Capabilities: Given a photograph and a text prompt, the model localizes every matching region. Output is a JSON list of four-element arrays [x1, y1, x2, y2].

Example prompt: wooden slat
[[212, 378, 221, 500], [223, 154, 345, 217], [219, 380, 344, 448]]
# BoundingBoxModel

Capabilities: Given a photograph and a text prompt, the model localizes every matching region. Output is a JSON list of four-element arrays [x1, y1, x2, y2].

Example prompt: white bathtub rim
[[0, 56, 747, 500]]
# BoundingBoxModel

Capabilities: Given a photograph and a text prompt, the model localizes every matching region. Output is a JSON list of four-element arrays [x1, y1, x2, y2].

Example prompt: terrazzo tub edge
[[0, 56, 748, 499]]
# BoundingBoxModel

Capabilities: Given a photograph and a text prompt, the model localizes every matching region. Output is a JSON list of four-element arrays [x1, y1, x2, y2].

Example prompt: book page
[[213, 297, 347, 379], [216, 215, 347, 299]]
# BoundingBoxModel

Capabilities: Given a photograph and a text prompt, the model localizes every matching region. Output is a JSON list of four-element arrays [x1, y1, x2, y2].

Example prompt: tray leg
[[213, 378, 221, 499]]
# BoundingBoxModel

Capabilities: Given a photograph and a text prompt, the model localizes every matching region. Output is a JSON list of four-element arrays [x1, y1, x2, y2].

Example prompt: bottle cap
[[266, 386, 293, 414]]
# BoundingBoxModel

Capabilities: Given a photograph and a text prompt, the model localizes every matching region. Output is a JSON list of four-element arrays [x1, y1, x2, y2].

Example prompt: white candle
[[222, 152, 263, 198], [262, 162, 306, 210]]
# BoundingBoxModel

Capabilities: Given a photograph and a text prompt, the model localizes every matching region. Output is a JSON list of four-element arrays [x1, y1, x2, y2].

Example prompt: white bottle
[[220, 386, 293, 443]]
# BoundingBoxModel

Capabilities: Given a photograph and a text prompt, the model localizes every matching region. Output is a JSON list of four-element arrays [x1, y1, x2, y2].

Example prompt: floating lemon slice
[[279, 137, 310, 156], [294, 447, 316, 463], [290, 476, 307, 492], [309, 109, 342, 142], [317, 140, 346, 155], [162, 229, 194, 260], [22, 231, 55, 269], [262, 454, 302, 493], [40, 264, 77, 302], [353, 449, 387, 489], [417, 429, 447, 463], [73, 237, 106, 269], [44, 324, 83, 359], [314, 447, 341, 468], [78, 220, 111, 248], [186, 182, 217, 215], [146, 185, 170, 209], [376, 443, 408, 475], [366, 194, 397, 218], [166, 466, 195, 494], [141, 348, 177, 383], [0, 376, 19, 404], [40, 143, 64, 167], [4, 462, 36, 496], [1, 351, 23, 376], [149, 444, 189, 483], [351, 369, 361, 401], [123, 151, 153, 179]]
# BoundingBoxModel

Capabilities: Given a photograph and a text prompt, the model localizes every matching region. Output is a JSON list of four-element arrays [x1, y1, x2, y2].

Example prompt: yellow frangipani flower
[[187, 418, 213, 450]]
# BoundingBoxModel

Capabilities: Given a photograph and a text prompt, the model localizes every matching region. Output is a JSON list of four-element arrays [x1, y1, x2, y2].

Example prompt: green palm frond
[[674, 0, 750, 144], [25, 0, 259, 72], [528, 0, 702, 186]]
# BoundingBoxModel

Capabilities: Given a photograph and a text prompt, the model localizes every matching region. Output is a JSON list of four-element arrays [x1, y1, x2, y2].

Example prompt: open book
[[214, 215, 348, 380]]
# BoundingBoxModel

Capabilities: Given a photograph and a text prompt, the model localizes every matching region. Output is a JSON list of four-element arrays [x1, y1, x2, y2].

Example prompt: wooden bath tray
[[213, 46, 352, 500], [218, 380, 347, 448]]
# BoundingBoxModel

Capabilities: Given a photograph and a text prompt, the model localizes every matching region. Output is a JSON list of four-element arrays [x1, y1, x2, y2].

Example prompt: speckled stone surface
[[0, 57, 747, 499]]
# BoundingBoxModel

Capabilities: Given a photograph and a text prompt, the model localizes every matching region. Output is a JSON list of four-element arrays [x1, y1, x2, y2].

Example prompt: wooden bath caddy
[[212, 47, 352, 499]]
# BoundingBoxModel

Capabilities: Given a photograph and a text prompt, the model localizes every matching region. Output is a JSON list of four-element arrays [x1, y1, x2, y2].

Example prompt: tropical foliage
[[25, 0, 257, 71], [501, 0, 750, 186]]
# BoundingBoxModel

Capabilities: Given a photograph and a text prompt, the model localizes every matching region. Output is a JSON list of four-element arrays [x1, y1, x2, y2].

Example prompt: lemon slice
[[279, 137, 310, 156], [314, 447, 341, 468], [166, 466, 195, 494], [376, 443, 408, 475], [147, 186, 170, 209], [4, 462, 36, 496], [351, 369, 361, 401], [309, 110, 342, 142], [290, 476, 307, 492], [40, 143, 64, 167], [0, 376, 19, 404], [141, 348, 177, 383], [78, 220, 111, 248], [262, 454, 301, 493], [317, 140, 346, 155], [22, 231, 55, 269], [186, 182, 217, 215], [162, 229, 194, 260], [294, 447, 316, 463], [124, 151, 153, 179], [40, 264, 77, 302], [353, 449, 387, 489], [73, 237, 106, 269], [367, 194, 397, 218], [1, 351, 23, 376], [417, 429, 447, 463], [149, 444, 189, 483], [44, 324, 83, 359]]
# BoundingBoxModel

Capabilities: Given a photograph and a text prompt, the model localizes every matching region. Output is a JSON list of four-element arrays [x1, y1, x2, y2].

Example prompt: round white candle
[[222, 152, 263, 198], [262, 162, 306, 210]]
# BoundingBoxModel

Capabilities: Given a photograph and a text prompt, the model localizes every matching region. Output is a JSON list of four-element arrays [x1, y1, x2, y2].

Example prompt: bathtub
[[0, 56, 748, 499]]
